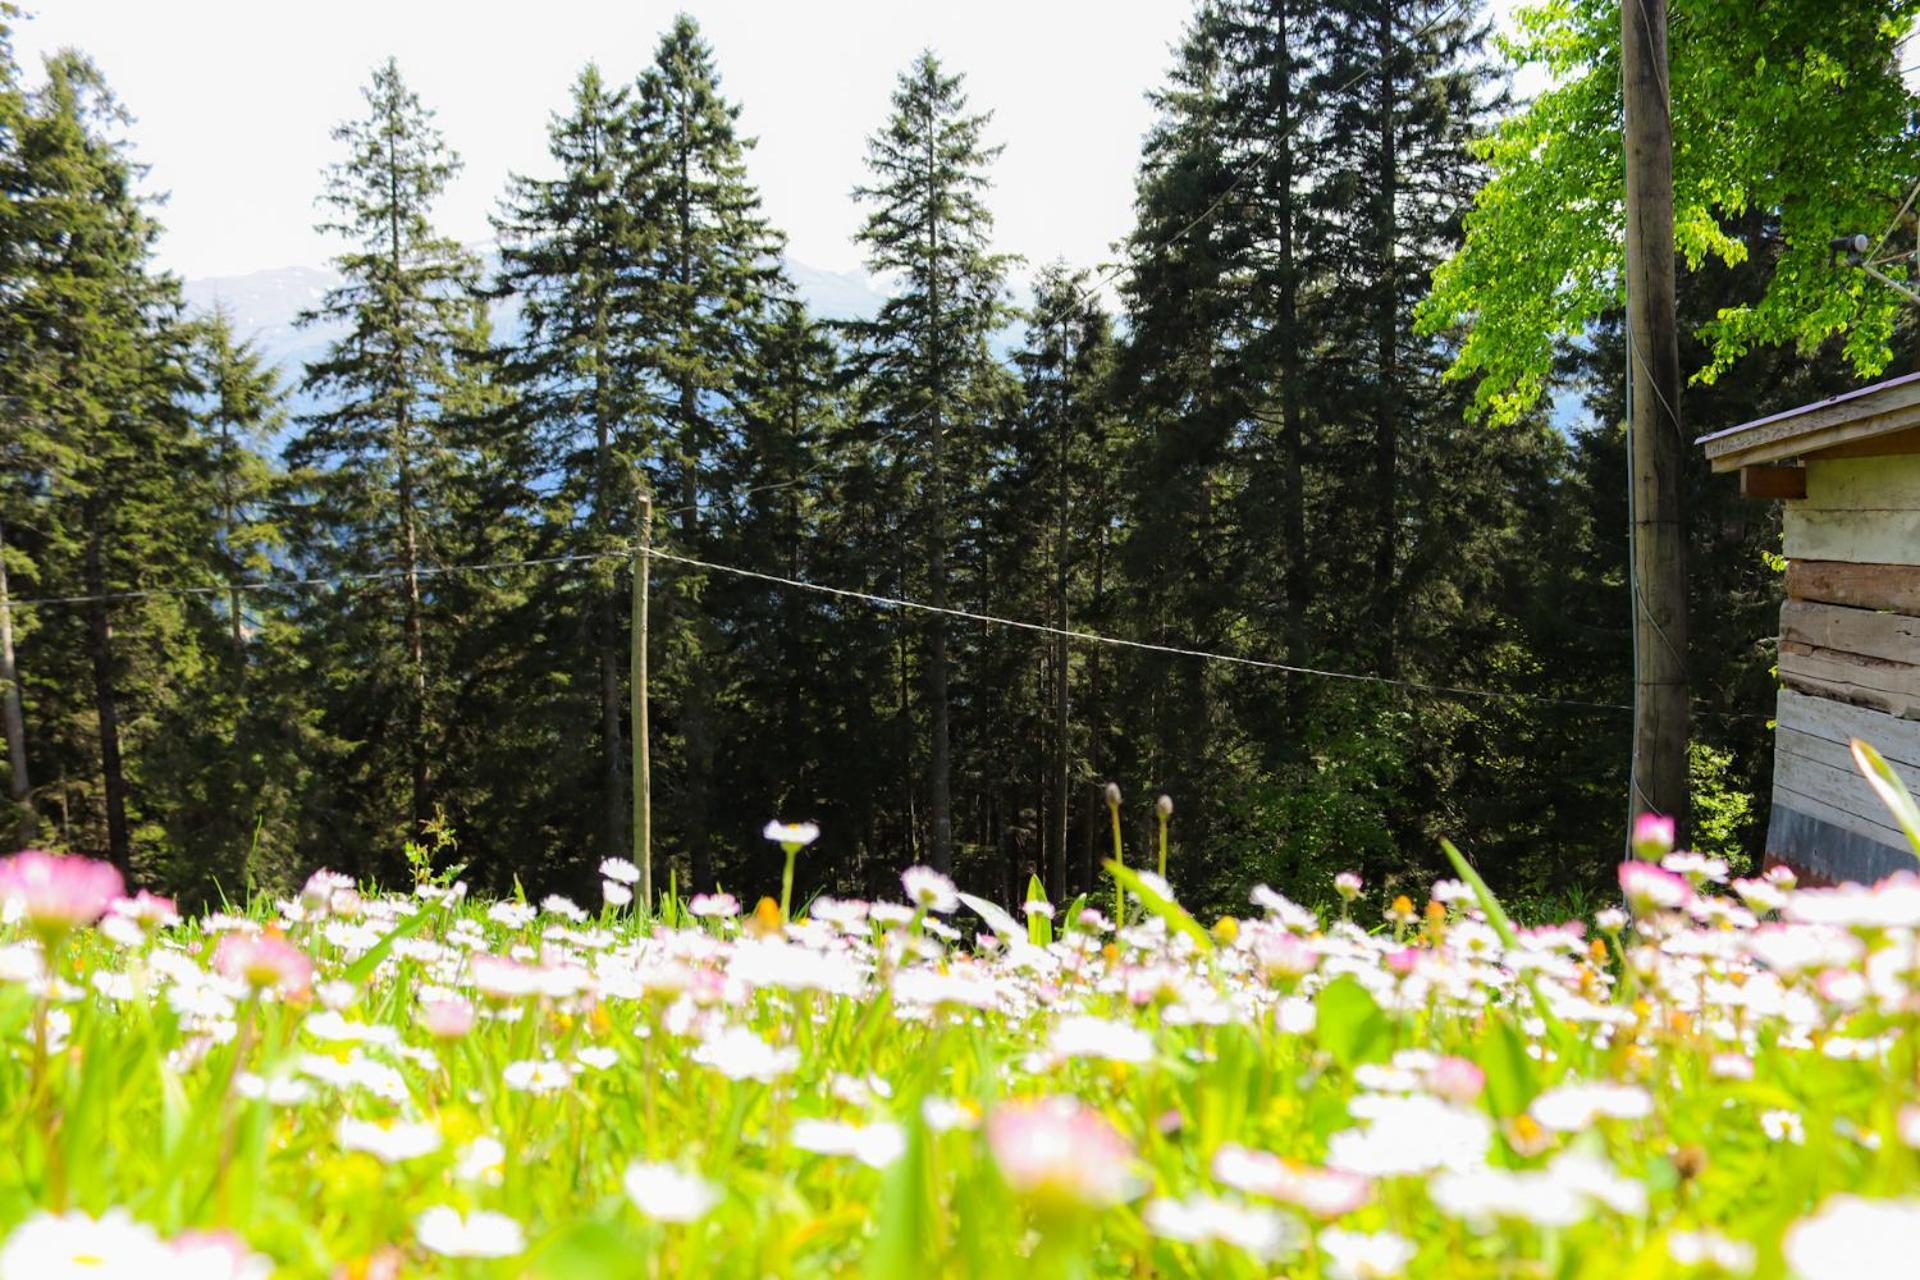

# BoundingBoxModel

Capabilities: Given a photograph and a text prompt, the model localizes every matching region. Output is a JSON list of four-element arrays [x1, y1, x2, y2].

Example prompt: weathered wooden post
[[1622, 0, 1691, 837], [632, 473, 653, 909]]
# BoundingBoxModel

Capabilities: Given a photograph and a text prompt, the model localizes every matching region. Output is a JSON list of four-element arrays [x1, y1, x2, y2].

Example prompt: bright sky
[[12, 0, 1197, 283]]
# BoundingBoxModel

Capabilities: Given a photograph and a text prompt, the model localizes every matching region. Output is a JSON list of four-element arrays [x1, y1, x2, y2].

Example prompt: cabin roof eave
[[1695, 370, 1920, 471]]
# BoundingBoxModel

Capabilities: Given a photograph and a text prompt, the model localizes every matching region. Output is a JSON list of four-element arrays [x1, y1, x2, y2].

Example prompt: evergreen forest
[[3, 0, 1914, 920]]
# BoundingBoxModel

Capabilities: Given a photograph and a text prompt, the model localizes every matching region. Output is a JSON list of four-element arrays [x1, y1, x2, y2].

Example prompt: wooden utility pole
[[1622, 0, 1690, 833], [0, 519, 33, 849], [1049, 314, 1072, 906], [631, 474, 653, 909]]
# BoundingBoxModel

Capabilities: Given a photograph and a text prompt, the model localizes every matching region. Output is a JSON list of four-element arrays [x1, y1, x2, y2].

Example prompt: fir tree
[[287, 58, 487, 862], [139, 307, 312, 902], [1310, 0, 1498, 673], [1009, 266, 1117, 901], [627, 15, 786, 891], [194, 307, 286, 657], [493, 63, 650, 869], [852, 51, 1015, 876], [0, 3, 41, 846], [7, 52, 200, 873]]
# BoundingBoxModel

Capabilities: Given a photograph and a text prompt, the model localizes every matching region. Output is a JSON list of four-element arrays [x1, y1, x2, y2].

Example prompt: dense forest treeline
[[0, 2, 1901, 917]]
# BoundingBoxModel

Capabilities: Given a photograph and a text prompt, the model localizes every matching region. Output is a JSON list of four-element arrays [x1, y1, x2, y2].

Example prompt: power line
[[5, 550, 629, 609], [10, 539, 1767, 720], [637, 546, 1648, 718]]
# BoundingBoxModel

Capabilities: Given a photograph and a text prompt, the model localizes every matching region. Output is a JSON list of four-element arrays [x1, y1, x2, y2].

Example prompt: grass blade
[[1851, 739, 1920, 860]]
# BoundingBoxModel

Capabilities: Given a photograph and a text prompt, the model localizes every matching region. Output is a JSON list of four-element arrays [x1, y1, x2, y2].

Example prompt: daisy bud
[[1631, 812, 1675, 862]]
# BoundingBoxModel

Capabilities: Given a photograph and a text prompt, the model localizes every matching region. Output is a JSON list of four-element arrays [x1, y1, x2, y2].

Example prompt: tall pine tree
[[628, 16, 786, 891], [287, 59, 488, 866], [493, 63, 650, 869], [852, 51, 1014, 877], [8, 53, 203, 874]]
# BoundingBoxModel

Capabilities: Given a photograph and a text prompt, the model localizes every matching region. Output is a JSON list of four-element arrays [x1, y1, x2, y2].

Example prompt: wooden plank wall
[[1769, 689, 1920, 881], [1778, 600, 1920, 719], [1783, 455, 1920, 565], [1772, 458, 1920, 880]]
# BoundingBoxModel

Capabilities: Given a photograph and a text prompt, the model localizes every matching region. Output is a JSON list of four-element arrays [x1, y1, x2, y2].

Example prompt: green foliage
[[283, 57, 494, 873], [1420, 0, 1920, 421], [3, 0, 1867, 928], [1313, 976, 1391, 1069], [1688, 741, 1754, 871], [849, 50, 1017, 880]]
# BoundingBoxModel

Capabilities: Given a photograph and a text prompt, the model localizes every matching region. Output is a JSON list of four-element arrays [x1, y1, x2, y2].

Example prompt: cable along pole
[[632, 473, 653, 910], [1622, 0, 1690, 838]]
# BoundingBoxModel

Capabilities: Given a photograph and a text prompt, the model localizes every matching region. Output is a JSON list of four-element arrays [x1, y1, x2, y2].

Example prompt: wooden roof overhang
[[1697, 371, 1920, 477]]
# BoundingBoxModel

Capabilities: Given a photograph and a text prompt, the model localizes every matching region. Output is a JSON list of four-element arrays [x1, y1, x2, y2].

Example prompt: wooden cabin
[[1699, 372, 1920, 884]]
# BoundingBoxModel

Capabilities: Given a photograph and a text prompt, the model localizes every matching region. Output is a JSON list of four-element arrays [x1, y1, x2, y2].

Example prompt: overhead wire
[[7, 538, 1770, 723]]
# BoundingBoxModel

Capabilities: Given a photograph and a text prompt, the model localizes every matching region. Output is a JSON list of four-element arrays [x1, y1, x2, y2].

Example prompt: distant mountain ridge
[[181, 255, 891, 435]]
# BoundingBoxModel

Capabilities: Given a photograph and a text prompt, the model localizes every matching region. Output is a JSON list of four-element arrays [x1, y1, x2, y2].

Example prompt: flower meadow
[[5, 819, 1920, 1277]]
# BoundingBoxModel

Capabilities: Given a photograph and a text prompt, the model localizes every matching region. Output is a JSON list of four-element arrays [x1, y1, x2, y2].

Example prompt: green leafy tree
[[1420, 0, 1920, 420]]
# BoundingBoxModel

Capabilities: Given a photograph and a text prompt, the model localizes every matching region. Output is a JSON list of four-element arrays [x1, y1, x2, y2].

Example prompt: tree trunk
[[0, 520, 35, 849], [673, 102, 717, 894], [1371, 0, 1400, 674], [397, 449, 430, 839], [1274, 0, 1311, 732], [925, 110, 955, 876], [388, 124, 430, 843], [594, 302, 628, 864], [83, 519, 130, 873], [895, 621, 918, 866], [632, 480, 653, 906], [1621, 0, 1690, 832], [1079, 492, 1109, 897]]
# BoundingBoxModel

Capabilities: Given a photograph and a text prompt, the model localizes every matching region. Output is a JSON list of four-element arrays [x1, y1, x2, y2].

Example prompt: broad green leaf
[[957, 891, 1021, 941], [1315, 976, 1390, 1069], [864, 1097, 936, 1280], [1851, 739, 1920, 860], [1105, 859, 1212, 954], [1479, 1016, 1539, 1119], [1024, 874, 1052, 947], [529, 1220, 638, 1279]]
